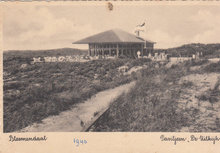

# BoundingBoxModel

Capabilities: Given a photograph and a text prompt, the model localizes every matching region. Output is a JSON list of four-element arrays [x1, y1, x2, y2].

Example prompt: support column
[[116, 44, 119, 58], [94, 44, 96, 56], [101, 44, 104, 59], [88, 44, 90, 56], [133, 50, 136, 58], [141, 44, 144, 58], [96, 44, 98, 56], [109, 47, 111, 56]]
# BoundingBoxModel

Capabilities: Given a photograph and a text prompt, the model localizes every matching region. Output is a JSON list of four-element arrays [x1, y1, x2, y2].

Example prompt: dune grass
[[3, 56, 153, 132], [91, 60, 220, 132], [91, 64, 192, 132]]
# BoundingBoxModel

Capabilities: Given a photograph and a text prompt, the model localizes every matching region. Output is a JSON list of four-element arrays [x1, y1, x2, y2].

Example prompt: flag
[[135, 21, 146, 32], [136, 22, 145, 27], [134, 20, 147, 36]]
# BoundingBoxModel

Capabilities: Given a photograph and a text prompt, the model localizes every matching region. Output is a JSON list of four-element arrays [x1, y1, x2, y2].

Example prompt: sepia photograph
[[2, 2, 220, 134]]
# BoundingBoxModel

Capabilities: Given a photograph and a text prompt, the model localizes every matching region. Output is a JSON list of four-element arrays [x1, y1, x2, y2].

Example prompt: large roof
[[73, 29, 155, 44]]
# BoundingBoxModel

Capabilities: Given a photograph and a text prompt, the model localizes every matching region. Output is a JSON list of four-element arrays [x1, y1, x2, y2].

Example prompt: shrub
[[197, 80, 220, 104], [203, 61, 220, 73]]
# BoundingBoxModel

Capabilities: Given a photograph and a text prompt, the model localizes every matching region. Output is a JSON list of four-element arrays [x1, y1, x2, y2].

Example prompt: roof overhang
[[73, 29, 155, 45]]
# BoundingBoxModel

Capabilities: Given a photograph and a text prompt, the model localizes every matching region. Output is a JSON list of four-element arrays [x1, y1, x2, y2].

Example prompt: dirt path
[[18, 81, 135, 132], [178, 73, 220, 132]]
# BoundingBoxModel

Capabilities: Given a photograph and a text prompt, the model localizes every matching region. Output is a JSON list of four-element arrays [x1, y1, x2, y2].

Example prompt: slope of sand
[[178, 73, 220, 132]]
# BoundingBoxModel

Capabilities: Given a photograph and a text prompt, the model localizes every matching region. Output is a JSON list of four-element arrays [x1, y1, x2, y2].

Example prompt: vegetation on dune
[[90, 59, 220, 132], [155, 43, 220, 57], [4, 48, 87, 57], [198, 60, 220, 105], [198, 78, 220, 105], [91, 64, 192, 132], [184, 59, 209, 67], [3, 45, 220, 132], [3, 52, 152, 133], [203, 61, 220, 73], [3, 48, 88, 67]]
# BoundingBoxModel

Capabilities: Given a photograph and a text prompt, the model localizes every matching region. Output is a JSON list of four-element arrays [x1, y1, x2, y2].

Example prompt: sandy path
[[18, 81, 135, 132]]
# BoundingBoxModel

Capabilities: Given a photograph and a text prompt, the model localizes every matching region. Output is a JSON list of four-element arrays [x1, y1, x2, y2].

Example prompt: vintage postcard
[[1, 1, 220, 153]]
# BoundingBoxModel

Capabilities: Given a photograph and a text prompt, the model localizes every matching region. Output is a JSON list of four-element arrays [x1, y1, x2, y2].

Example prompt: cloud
[[3, 6, 96, 50], [3, 5, 220, 50], [145, 29, 185, 49], [142, 9, 220, 48], [190, 10, 220, 44]]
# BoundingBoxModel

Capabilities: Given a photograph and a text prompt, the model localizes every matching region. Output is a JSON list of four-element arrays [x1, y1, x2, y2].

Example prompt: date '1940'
[[73, 138, 87, 147]]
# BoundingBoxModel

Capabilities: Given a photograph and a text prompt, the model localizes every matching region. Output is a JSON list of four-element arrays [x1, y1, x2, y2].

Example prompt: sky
[[3, 3, 220, 50]]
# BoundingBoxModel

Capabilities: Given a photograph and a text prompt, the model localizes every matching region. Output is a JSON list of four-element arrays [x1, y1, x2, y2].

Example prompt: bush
[[197, 80, 220, 104], [203, 61, 220, 73]]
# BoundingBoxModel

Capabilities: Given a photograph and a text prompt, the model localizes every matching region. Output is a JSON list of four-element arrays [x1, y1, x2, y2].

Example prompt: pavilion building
[[73, 29, 155, 58]]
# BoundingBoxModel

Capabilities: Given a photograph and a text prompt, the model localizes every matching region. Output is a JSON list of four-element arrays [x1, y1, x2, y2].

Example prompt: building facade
[[73, 29, 155, 58]]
